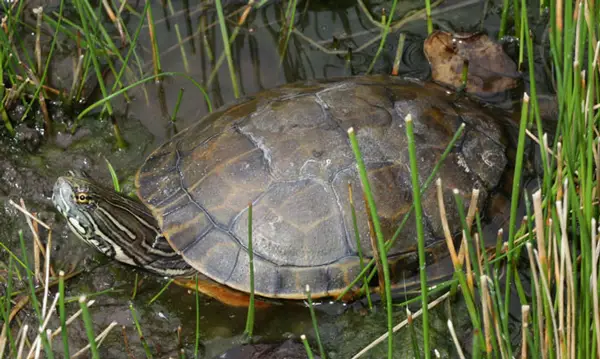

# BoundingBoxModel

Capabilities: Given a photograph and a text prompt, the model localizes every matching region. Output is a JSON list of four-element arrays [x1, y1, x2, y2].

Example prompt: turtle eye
[[75, 192, 92, 204]]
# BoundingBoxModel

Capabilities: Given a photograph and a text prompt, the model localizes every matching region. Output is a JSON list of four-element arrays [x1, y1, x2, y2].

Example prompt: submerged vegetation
[[0, 0, 599, 358]]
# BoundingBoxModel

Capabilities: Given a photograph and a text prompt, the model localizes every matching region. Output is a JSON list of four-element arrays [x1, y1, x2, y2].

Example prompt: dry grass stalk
[[574, 1, 583, 74], [45, 330, 52, 353], [16, 324, 28, 359], [121, 325, 133, 358], [556, 143, 564, 201], [557, 180, 575, 359], [557, 0, 564, 31], [447, 320, 466, 359], [523, 129, 556, 158], [480, 275, 492, 354], [526, 242, 546, 359], [458, 240, 467, 267], [33, 7, 43, 75], [19, 198, 42, 284], [363, 192, 386, 297], [521, 305, 530, 359], [70, 54, 85, 100], [25, 294, 60, 359], [463, 235, 474, 296], [465, 188, 479, 229], [584, 42, 599, 120], [532, 190, 548, 281], [491, 291, 507, 359], [474, 234, 483, 277], [8, 200, 50, 230], [435, 178, 459, 266], [0, 330, 5, 358], [101, 0, 125, 44], [238, 0, 255, 25], [42, 232, 52, 318], [147, 8, 159, 77], [71, 321, 118, 358], [535, 248, 560, 358], [49, 300, 96, 339]]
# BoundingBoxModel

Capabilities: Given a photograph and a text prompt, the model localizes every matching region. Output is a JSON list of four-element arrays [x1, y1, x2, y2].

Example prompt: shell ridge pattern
[[451, 102, 506, 146], [452, 106, 508, 189], [313, 91, 355, 141], [182, 131, 225, 162], [330, 165, 362, 255], [226, 181, 350, 268], [150, 187, 186, 215], [235, 116, 275, 177], [224, 246, 242, 284], [173, 143, 279, 264]]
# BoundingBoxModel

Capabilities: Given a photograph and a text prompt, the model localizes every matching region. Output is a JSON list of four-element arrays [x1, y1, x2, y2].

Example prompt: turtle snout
[[52, 177, 74, 216]]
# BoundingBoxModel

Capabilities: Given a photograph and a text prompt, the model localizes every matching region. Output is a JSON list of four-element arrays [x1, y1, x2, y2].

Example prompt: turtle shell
[[135, 75, 508, 299]]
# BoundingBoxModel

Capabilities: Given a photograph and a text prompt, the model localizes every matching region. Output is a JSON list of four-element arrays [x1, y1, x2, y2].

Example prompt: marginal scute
[[182, 229, 239, 281], [136, 76, 510, 299], [225, 251, 279, 296], [276, 265, 330, 298]]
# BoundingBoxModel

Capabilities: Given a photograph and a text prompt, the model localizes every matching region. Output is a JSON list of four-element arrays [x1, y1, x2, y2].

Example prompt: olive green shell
[[135, 76, 508, 299]]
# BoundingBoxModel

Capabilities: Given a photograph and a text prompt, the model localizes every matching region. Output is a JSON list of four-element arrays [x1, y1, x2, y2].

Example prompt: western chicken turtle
[[53, 75, 509, 304]]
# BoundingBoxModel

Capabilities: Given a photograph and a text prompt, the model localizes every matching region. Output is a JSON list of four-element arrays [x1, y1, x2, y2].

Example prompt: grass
[[404, 114, 430, 358], [348, 126, 395, 358], [1, 0, 599, 358]]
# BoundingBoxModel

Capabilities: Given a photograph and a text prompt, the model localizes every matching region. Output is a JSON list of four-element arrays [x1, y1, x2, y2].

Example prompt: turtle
[[52, 75, 510, 306]]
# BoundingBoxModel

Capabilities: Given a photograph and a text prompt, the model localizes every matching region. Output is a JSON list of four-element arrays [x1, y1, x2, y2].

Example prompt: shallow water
[[0, 0, 550, 358]]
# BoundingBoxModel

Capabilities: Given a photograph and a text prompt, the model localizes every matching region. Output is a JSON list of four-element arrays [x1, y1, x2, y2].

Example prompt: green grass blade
[[77, 72, 212, 121], [305, 285, 326, 359], [147, 279, 174, 305], [404, 114, 430, 358], [58, 271, 70, 358], [366, 0, 398, 74], [79, 296, 100, 359], [105, 158, 121, 193], [347, 127, 394, 358], [336, 123, 465, 300], [130, 303, 153, 358], [301, 334, 315, 359], [348, 183, 373, 309], [171, 88, 185, 122], [502, 92, 530, 353], [214, 0, 240, 98]]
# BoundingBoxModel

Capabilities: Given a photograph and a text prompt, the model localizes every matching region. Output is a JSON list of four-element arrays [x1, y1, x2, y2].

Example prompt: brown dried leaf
[[424, 31, 520, 94]]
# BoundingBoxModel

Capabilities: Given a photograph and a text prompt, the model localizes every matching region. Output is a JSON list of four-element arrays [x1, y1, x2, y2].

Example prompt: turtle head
[[52, 175, 113, 247], [52, 174, 193, 276]]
